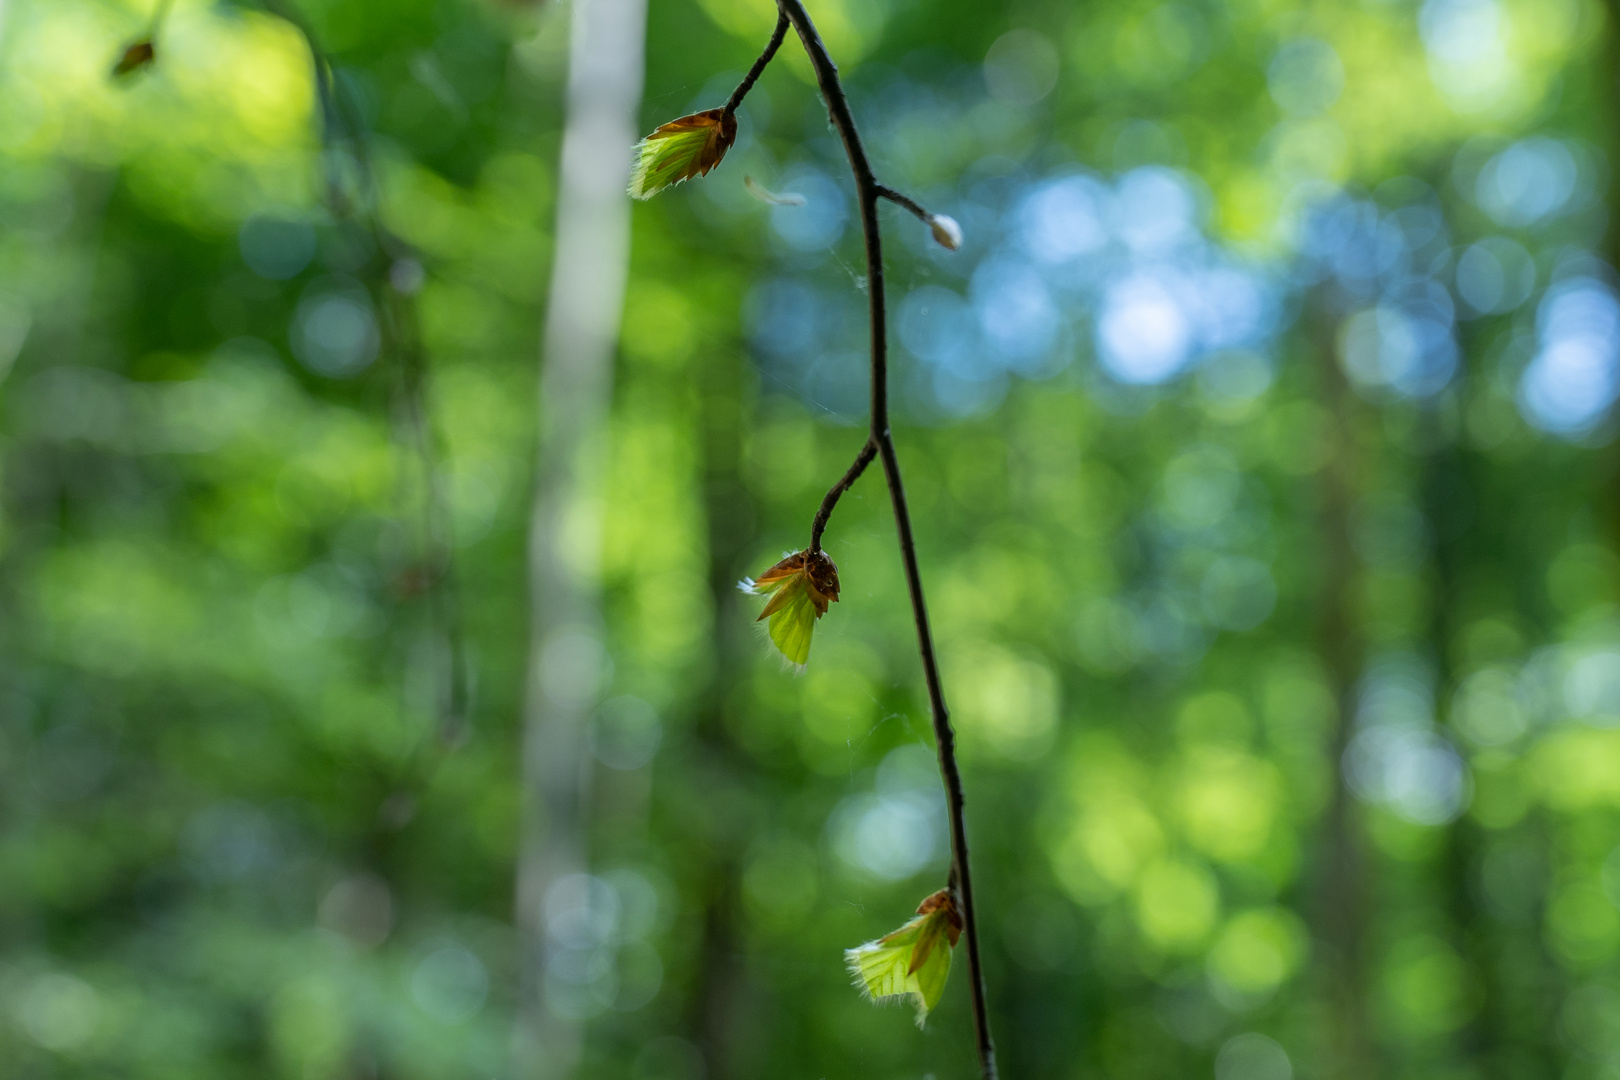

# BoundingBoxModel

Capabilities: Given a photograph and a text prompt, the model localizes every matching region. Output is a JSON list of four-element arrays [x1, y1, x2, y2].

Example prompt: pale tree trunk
[[513, 0, 645, 1073]]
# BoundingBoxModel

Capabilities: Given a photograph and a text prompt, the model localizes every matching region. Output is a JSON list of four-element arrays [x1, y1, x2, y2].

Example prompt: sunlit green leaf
[[628, 108, 737, 200], [845, 889, 961, 1027], [740, 549, 840, 668]]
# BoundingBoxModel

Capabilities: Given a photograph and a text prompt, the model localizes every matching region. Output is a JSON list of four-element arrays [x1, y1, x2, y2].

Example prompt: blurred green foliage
[[2, 0, 1619, 1078]]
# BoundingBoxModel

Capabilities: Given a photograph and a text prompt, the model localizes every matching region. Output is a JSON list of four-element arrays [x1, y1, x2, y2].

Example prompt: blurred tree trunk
[[1420, 400, 1497, 1075], [686, 340, 758, 1078], [1310, 299, 1375, 1080], [1606, 0, 1620, 554], [513, 0, 645, 1073]]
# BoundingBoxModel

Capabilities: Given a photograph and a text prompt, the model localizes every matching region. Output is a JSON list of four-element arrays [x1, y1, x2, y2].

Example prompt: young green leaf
[[628, 108, 737, 200], [845, 888, 963, 1027], [739, 549, 840, 668]]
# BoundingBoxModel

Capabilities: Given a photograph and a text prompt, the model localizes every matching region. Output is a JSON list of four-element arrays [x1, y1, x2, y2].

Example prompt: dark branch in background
[[261, 0, 472, 742], [769, 3, 999, 1075]]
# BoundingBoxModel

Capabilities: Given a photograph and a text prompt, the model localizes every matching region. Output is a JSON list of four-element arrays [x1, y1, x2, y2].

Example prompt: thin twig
[[774, 2, 997, 1075], [876, 184, 930, 224], [809, 437, 875, 554], [724, 11, 789, 117]]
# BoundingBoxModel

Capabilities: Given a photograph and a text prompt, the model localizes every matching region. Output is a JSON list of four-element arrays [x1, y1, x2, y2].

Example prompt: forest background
[[1, 0, 1619, 1078]]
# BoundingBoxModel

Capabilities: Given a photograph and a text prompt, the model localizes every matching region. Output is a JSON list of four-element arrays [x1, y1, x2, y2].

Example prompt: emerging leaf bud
[[927, 213, 962, 251], [845, 888, 963, 1028], [739, 549, 840, 668], [628, 108, 738, 201]]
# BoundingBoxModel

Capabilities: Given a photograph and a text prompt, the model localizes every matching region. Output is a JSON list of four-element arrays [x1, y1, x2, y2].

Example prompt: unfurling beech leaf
[[628, 108, 737, 200], [112, 40, 156, 77], [845, 888, 963, 1027], [738, 549, 840, 668]]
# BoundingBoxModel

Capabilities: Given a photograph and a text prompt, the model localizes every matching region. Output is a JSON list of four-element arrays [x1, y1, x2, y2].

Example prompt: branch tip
[[723, 11, 791, 118], [809, 438, 876, 555], [875, 187, 962, 251], [928, 214, 963, 251]]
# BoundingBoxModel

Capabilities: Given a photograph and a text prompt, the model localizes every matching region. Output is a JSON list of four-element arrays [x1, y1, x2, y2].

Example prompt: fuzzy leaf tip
[[628, 108, 737, 200]]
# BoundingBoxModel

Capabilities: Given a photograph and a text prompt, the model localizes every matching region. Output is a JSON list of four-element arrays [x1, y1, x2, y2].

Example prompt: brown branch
[[724, 11, 789, 118], [875, 184, 930, 224], [775, 2, 997, 1075], [809, 438, 875, 554]]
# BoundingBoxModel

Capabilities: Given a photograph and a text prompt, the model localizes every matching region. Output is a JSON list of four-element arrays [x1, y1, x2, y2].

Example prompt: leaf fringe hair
[[844, 941, 929, 1028]]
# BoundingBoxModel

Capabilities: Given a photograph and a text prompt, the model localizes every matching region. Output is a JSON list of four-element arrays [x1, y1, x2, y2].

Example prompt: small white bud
[[928, 213, 963, 251]]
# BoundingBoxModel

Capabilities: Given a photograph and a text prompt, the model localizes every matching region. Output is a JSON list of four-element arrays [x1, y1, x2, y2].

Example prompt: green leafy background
[[1, 0, 1618, 1078]]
